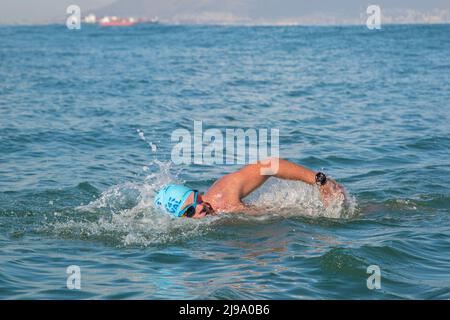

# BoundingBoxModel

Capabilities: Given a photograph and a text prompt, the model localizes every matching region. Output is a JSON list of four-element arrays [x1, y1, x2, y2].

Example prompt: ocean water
[[0, 24, 449, 299]]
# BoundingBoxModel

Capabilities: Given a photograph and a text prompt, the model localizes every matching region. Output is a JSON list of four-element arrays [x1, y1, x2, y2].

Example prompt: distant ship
[[83, 14, 159, 26], [99, 16, 137, 26]]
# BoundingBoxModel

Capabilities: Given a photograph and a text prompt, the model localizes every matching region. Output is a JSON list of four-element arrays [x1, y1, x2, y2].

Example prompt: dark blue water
[[0, 24, 449, 299]]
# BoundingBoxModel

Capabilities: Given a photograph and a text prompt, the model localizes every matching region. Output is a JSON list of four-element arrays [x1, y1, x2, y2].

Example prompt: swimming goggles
[[179, 190, 199, 218], [180, 191, 212, 218]]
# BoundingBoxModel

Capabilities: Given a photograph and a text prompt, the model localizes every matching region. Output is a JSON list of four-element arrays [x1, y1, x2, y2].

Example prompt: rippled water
[[0, 24, 449, 299]]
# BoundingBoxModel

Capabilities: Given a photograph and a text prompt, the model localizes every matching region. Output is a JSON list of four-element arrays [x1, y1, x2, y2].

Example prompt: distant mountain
[[93, 0, 253, 21], [91, 0, 366, 24], [1, 0, 449, 25], [92, 0, 450, 25]]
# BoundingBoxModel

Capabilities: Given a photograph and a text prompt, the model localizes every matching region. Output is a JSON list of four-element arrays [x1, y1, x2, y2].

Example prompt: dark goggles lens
[[185, 205, 196, 218]]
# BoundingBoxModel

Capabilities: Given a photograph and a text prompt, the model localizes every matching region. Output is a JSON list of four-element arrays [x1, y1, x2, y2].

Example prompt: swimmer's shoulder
[[204, 178, 244, 211], [206, 173, 238, 195]]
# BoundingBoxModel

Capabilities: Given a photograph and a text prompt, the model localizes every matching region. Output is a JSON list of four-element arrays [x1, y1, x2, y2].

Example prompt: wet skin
[[179, 157, 346, 218]]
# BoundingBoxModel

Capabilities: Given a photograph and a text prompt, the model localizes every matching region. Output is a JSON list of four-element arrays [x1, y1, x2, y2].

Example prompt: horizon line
[[1, 21, 450, 27]]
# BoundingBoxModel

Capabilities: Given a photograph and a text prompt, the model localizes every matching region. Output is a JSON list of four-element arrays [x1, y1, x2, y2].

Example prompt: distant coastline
[[2, 6, 449, 26], [1, 21, 449, 27]]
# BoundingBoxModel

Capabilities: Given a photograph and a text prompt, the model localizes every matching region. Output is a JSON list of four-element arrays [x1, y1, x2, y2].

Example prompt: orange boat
[[99, 16, 137, 26]]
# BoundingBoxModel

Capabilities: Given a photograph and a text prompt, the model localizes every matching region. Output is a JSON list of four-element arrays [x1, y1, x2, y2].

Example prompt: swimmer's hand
[[319, 178, 346, 207]]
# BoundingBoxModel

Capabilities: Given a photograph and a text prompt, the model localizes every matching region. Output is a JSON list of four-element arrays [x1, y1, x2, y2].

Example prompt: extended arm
[[228, 157, 344, 206], [233, 157, 317, 198]]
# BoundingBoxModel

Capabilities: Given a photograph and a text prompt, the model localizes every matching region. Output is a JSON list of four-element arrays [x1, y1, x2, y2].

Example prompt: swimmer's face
[[181, 193, 215, 219]]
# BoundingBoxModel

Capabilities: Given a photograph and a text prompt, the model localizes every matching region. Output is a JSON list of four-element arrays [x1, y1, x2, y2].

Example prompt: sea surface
[[0, 24, 449, 299]]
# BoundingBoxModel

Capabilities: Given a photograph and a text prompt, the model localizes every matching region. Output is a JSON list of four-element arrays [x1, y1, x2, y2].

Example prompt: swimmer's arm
[[232, 157, 317, 199]]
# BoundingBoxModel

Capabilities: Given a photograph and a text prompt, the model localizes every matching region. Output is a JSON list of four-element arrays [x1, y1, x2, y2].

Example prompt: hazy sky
[[0, 0, 115, 23], [1, 0, 449, 24]]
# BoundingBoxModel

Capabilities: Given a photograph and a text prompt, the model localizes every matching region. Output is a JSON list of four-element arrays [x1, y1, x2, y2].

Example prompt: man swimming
[[154, 157, 345, 219]]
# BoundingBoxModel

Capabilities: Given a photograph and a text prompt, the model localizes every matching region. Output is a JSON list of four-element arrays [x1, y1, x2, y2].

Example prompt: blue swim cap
[[154, 184, 194, 217]]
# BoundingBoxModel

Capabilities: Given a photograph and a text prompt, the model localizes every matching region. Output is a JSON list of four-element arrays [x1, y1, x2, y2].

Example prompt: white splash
[[137, 129, 157, 153], [244, 178, 357, 219]]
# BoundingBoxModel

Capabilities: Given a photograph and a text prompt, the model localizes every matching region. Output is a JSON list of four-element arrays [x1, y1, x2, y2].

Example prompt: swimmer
[[154, 157, 345, 218]]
